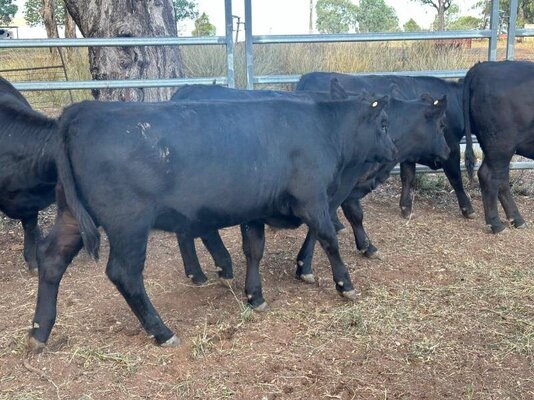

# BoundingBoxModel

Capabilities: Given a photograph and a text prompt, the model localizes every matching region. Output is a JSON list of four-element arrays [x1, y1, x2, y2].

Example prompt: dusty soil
[[0, 180, 533, 400]]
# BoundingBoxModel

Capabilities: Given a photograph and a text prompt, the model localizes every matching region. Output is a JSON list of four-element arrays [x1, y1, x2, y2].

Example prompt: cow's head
[[388, 94, 450, 164], [328, 79, 396, 164], [359, 93, 397, 164]]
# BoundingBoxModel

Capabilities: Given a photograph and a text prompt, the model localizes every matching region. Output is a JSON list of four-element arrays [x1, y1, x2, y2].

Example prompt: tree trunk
[[64, 5, 76, 38], [437, 2, 445, 30], [64, 0, 183, 102], [42, 0, 59, 38]]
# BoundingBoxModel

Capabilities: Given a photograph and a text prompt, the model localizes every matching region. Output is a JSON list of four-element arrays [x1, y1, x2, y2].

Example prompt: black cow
[[170, 84, 449, 284], [295, 93, 450, 281], [297, 72, 474, 220], [0, 76, 57, 272], [464, 60, 534, 234], [29, 81, 396, 350]]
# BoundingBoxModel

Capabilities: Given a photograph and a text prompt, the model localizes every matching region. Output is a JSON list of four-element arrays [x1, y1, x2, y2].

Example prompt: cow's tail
[[463, 68, 476, 182], [55, 117, 100, 260]]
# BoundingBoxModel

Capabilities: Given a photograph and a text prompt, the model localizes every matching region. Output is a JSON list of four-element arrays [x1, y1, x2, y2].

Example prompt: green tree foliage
[[357, 0, 399, 32], [192, 12, 215, 36], [24, 0, 65, 27], [0, 0, 17, 25], [403, 18, 422, 32], [448, 15, 482, 30], [475, 0, 534, 28], [174, 0, 198, 22], [315, 0, 358, 34]]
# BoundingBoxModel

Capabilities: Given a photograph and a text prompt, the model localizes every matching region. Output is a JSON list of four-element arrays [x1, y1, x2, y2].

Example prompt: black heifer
[[171, 84, 448, 284], [0, 76, 57, 272], [464, 60, 534, 234], [295, 93, 449, 281], [297, 72, 474, 220], [30, 86, 395, 350]]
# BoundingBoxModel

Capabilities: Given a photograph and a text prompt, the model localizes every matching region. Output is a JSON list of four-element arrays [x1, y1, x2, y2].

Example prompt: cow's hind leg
[[478, 159, 506, 233], [201, 230, 234, 281], [498, 170, 526, 229], [342, 197, 379, 259], [29, 185, 83, 351], [399, 161, 416, 219], [176, 233, 208, 285], [241, 222, 266, 309], [108, 226, 177, 346], [442, 146, 475, 218], [21, 214, 42, 274]]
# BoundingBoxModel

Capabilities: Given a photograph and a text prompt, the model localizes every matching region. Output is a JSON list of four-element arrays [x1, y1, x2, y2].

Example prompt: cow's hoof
[[338, 289, 360, 301], [487, 224, 506, 234], [27, 266, 39, 276], [160, 335, 181, 348], [512, 220, 527, 229], [364, 250, 381, 260], [401, 209, 413, 219], [188, 274, 208, 286], [253, 302, 269, 312], [299, 273, 315, 284], [218, 277, 234, 288], [463, 211, 476, 220], [26, 335, 45, 354]]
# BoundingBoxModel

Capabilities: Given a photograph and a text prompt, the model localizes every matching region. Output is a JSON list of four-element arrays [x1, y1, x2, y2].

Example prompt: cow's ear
[[419, 92, 434, 104], [389, 84, 404, 99], [425, 95, 447, 118], [330, 78, 348, 100]]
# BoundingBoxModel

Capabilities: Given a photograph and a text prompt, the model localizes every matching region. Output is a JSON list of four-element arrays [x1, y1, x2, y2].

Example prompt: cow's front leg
[[341, 197, 379, 259], [295, 230, 317, 284], [399, 161, 416, 219], [176, 232, 208, 285], [21, 214, 42, 274], [298, 197, 359, 300], [241, 222, 267, 310]]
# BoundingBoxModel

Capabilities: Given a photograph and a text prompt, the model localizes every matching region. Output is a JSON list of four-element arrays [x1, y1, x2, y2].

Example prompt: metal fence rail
[[0, 0, 235, 90]]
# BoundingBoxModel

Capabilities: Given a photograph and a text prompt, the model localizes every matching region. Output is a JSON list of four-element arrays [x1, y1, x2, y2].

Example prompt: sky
[[9, 0, 483, 38]]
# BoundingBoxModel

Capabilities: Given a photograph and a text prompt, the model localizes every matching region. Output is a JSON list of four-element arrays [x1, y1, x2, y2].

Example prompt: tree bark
[[42, 0, 59, 38], [437, 2, 445, 31], [64, 0, 183, 101], [64, 5, 76, 38]]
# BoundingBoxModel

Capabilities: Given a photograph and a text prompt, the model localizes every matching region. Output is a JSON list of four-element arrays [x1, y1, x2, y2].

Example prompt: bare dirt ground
[[0, 179, 533, 400]]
